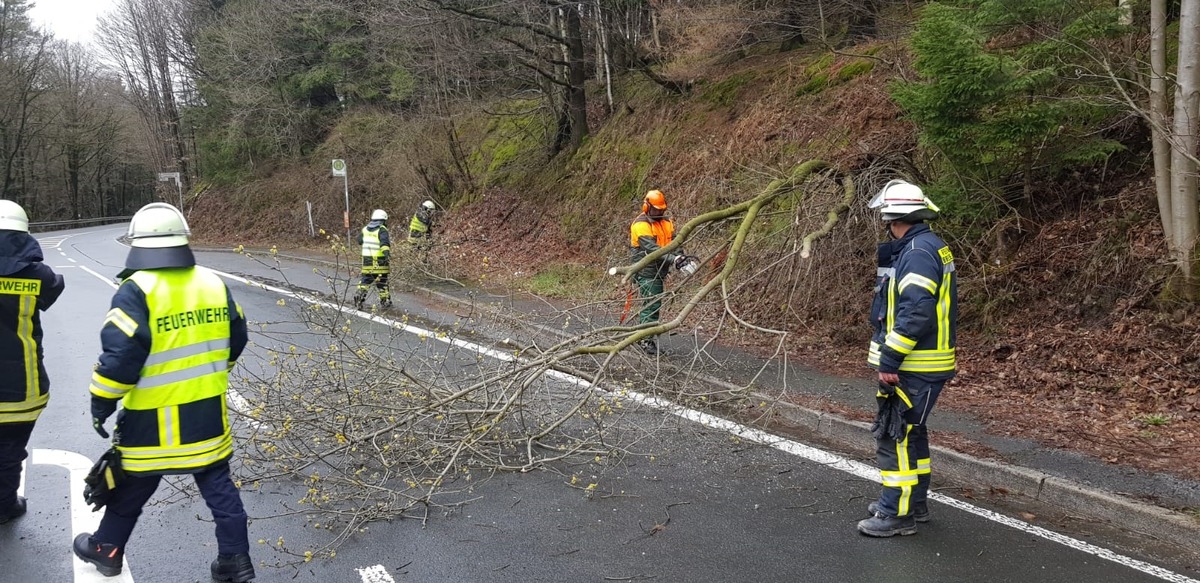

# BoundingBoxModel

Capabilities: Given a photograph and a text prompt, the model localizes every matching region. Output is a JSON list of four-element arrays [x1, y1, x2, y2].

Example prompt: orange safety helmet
[[642, 190, 668, 214]]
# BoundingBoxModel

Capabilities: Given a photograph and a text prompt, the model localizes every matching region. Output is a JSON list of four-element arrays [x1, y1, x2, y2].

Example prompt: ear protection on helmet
[[642, 190, 667, 214]]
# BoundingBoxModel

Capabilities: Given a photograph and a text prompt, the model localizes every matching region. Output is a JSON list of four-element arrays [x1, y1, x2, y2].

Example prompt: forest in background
[[0, 1, 159, 220], [4, 0, 1199, 477]]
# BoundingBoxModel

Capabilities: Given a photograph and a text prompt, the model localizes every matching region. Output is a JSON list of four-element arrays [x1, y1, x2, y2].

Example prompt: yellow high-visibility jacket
[[89, 266, 247, 475]]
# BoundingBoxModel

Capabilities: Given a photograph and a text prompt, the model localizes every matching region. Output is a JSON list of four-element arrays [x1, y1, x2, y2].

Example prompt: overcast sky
[[29, 0, 117, 43]]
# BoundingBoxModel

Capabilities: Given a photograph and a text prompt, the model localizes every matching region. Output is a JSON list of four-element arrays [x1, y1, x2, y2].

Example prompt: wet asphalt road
[[0, 224, 1194, 583]]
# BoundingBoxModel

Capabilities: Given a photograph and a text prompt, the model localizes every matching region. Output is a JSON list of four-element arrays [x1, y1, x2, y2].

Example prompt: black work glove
[[91, 397, 118, 439]]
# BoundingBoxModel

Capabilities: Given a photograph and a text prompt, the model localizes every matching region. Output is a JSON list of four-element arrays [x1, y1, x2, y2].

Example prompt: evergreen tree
[[890, 0, 1126, 214]]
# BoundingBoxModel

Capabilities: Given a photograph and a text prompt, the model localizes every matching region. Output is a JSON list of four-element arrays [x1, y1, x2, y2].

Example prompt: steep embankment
[[192, 42, 1200, 483]]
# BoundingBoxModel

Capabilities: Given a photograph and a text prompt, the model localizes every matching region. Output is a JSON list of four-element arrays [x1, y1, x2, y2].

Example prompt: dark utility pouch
[[83, 447, 125, 512]]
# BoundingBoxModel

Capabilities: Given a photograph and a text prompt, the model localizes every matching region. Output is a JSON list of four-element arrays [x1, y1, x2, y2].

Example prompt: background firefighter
[[355, 209, 392, 309], [858, 179, 958, 538], [0, 200, 65, 526], [408, 199, 437, 252]]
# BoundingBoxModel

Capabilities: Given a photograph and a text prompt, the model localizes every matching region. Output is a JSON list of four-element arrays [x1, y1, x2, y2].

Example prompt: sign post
[[156, 171, 183, 210], [332, 159, 349, 242]]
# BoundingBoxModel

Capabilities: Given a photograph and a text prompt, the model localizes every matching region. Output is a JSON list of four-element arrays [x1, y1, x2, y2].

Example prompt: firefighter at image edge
[[858, 179, 958, 538], [73, 202, 256, 582], [0, 200, 65, 527]]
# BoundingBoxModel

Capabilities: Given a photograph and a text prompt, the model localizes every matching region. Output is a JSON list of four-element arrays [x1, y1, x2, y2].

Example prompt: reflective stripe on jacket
[[0, 232, 65, 424], [867, 224, 957, 377], [629, 214, 676, 281], [90, 266, 247, 475]]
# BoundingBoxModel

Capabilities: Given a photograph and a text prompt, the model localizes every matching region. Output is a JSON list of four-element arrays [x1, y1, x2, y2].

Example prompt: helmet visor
[[869, 179, 909, 209]]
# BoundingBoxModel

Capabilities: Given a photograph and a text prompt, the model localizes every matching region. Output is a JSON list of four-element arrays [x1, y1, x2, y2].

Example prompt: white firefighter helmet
[[122, 202, 195, 276], [0, 200, 29, 232], [128, 202, 190, 248], [868, 179, 941, 222], [422, 200, 435, 210], [371, 209, 388, 221]]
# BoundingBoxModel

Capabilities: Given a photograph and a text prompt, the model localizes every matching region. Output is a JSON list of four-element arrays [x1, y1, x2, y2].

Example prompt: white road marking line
[[17, 454, 26, 497], [67, 257, 77, 263], [357, 564, 396, 583], [210, 269, 1198, 583], [33, 449, 136, 583], [225, 388, 260, 430], [78, 266, 118, 290], [35, 233, 81, 250]]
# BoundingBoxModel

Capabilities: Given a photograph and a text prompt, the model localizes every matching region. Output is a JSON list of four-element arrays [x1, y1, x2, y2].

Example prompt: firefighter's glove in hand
[[871, 383, 911, 442], [91, 397, 117, 439]]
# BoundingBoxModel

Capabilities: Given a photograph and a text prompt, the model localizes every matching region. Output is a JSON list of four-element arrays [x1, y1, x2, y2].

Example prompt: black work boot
[[353, 290, 366, 310], [857, 512, 917, 537], [868, 500, 930, 523], [73, 532, 123, 577], [380, 297, 392, 309], [0, 496, 26, 524], [211, 553, 256, 582]]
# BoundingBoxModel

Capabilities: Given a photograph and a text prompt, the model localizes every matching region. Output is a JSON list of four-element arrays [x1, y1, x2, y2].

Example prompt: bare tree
[[422, 0, 592, 156], [99, 0, 193, 194], [1147, 0, 1200, 298], [0, 0, 49, 203], [45, 41, 125, 218]]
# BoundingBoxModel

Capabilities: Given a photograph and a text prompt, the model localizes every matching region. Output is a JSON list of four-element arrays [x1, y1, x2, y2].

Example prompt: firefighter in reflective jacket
[[0, 200, 65, 525], [355, 209, 391, 310], [73, 203, 256, 583], [858, 179, 957, 538], [409, 199, 436, 244], [629, 190, 690, 356]]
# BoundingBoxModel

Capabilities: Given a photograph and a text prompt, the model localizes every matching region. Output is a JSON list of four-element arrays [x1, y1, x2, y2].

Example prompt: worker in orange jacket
[[629, 190, 692, 355]]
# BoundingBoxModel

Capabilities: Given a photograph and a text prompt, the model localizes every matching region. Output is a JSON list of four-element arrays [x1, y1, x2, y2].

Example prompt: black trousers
[[94, 461, 249, 554], [0, 422, 35, 509], [874, 374, 944, 517]]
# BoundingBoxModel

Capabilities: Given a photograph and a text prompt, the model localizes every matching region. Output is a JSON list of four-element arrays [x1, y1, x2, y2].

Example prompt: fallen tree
[[225, 160, 856, 564]]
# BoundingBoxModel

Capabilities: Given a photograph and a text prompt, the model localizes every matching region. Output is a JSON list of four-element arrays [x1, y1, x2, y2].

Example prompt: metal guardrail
[[28, 216, 133, 233]]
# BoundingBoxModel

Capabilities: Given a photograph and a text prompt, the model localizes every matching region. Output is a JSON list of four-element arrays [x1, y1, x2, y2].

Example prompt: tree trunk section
[[564, 5, 588, 156], [1150, 0, 1174, 253], [1170, 0, 1200, 297]]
